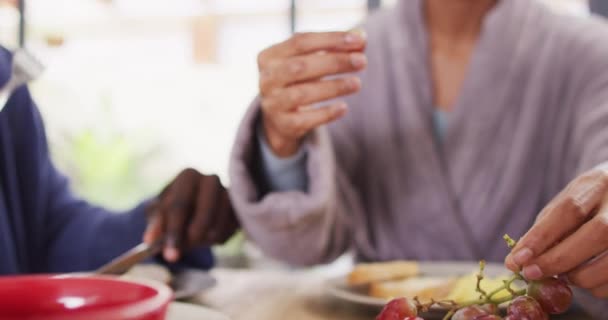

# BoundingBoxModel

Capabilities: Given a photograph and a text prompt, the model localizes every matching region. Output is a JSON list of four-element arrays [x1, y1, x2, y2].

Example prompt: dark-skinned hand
[[143, 168, 239, 262]]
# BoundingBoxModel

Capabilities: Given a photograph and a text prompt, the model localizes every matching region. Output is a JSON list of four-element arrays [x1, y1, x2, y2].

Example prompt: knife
[[96, 239, 164, 275]]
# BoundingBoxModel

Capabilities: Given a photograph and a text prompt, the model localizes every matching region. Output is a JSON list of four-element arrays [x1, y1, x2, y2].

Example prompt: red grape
[[479, 304, 498, 315], [403, 318, 424, 320], [452, 306, 490, 320], [376, 298, 417, 320], [506, 296, 548, 320], [527, 278, 573, 314]]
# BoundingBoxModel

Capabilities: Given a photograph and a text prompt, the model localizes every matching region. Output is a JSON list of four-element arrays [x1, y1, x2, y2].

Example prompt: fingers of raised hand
[[266, 101, 348, 140], [259, 52, 366, 95], [257, 31, 366, 66], [261, 77, 361, 113]]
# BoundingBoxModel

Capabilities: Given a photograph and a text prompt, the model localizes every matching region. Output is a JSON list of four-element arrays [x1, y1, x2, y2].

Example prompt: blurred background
[[0, 0, 599, 266]]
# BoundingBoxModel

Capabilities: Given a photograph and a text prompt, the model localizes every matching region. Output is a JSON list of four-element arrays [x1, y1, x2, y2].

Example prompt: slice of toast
[[347, 261, 420, 286], [369, 277, 456, 302]]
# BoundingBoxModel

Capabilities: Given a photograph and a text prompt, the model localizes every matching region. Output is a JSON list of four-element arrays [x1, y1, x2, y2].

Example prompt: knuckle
[[291, 33, 311, 51], [592, 169, 608, 193], [563, 196, 589, 221], [287, 88, 305, 105], [333, 54, 350, 70], [522, 233, 544, 252], [578, 170, 597, 182], [563, 175, 584, 194], [288, 59, 305, 75], [182, 167, 199, 177], [593, 213, 608, 232]]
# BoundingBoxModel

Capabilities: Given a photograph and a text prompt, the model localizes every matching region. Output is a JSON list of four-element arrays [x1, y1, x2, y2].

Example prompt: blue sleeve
[[257, 121, 308, 192], [9, 84, 213, 273]]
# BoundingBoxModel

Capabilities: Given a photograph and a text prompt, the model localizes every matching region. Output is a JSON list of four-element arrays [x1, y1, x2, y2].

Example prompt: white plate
[[167, 302, 230, 320], [125, 265, 217, 301], [325, 261, 509, 309]]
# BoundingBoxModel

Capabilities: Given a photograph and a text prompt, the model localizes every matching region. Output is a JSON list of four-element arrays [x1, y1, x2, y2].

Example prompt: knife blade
[[96, 239, 164, 275]]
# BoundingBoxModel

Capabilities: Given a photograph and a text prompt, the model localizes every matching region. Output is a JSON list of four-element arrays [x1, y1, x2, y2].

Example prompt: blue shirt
[[0, 48, 213, 274]]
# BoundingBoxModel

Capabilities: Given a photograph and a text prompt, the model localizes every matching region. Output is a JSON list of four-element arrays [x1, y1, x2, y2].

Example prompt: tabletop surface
[[190, 269, 592, 320]]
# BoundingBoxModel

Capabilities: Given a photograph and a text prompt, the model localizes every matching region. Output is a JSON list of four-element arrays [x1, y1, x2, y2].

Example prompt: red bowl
[[0, 275, 172, 320]]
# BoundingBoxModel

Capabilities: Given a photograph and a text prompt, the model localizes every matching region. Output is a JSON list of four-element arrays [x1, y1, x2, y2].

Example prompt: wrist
[[264, 126, 301, 157], [260, 114, 302, 157]]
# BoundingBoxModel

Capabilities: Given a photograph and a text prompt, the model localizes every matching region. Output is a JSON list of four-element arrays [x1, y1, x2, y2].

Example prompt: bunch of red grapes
[[375, 277, 573, 320]]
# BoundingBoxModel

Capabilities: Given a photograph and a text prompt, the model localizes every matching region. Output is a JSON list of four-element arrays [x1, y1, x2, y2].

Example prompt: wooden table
[[189, 269, 592, 320]]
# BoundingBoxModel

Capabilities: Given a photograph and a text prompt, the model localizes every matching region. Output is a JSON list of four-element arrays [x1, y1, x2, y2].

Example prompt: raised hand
[[258, 31, 367, 157]]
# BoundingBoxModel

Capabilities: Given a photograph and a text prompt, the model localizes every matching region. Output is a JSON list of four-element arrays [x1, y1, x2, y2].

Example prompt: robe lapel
[[388, 0, 482, 259], [441, 0, 538, 249]]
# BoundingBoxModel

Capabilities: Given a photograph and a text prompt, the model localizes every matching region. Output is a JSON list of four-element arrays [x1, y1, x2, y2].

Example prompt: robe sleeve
[[8, 83, 213, 273], [256, 120, 309, 192], [228, 94, 365, 266]]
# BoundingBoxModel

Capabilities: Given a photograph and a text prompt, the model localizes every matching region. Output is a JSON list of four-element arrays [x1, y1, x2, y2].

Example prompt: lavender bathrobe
[[230, 0, 608, 314]]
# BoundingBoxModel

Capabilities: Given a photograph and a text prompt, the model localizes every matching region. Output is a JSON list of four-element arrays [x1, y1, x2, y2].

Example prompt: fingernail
[[344, 31, 366, 44], [164, 247, 179, 262], [350, 53, 367, 68], [512, 247, 534, 266], [346, 77, 361, 90], [504, 257, 518, 272], [143, 232, 152, 244], [334, 103, 348, 112], [523, 264, 543, 280]]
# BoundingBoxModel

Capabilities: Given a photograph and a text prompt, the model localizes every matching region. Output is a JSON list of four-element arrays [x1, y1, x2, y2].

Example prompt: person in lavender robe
[[228, 0, 608, 316], [0, 47, 238, 274]]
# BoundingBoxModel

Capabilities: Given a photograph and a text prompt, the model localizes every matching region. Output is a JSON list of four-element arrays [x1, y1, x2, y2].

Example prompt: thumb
[[143, 215, 162, 244]]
